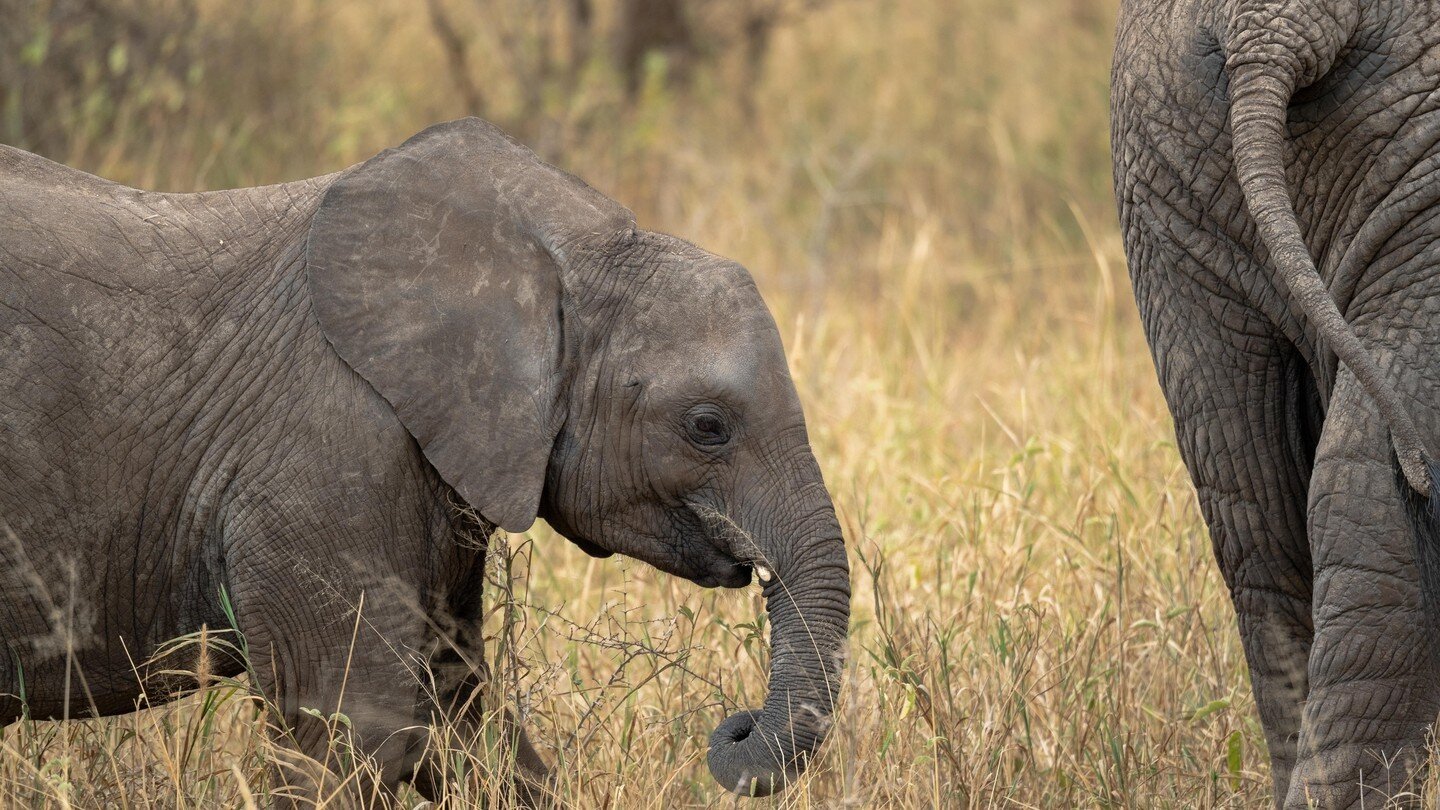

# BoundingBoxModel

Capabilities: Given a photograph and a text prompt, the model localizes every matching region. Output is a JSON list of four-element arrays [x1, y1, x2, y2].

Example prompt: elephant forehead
[[626, 311, 794, 409], [643, 261, 772, 334], [635, 283, 782, 365]]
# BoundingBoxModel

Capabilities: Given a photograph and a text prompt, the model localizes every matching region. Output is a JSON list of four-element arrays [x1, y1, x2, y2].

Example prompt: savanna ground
[[5, 0, 1413, 807]]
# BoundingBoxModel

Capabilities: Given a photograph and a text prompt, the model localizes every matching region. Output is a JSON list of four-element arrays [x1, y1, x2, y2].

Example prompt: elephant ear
[[306, 118, 634, 532]]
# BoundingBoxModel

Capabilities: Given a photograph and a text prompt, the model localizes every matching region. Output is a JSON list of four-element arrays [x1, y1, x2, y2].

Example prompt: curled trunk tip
[[707, 709, 786, 797]]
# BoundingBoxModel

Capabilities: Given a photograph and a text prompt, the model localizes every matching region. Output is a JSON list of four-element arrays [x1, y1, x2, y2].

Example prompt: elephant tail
[[1223, 5, 1440, 617], [1400, 457, 1440, 624]]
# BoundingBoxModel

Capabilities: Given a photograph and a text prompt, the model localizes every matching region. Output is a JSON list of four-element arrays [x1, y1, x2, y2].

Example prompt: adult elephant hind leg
[[1137, 268, 1317, 803], [1286, 372, 1440, 809], [1174, 355, 1316, 802]]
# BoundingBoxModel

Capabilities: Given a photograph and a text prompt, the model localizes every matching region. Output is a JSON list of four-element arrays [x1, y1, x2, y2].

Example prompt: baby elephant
[[0, 118, 849, 803]]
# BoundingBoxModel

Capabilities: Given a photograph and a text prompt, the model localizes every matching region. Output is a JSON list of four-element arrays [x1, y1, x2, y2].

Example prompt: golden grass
[[9, 0, 1429, 807]]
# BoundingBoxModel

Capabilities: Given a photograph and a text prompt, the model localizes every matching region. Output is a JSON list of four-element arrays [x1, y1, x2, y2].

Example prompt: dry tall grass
[[0, 0, 1364, 807]]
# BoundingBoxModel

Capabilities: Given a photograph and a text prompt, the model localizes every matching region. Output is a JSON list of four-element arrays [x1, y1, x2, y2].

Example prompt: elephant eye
[[685, 406, 732, 447]]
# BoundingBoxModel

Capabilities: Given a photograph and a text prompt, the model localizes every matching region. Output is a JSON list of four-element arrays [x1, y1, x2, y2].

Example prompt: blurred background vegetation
[[2, 1, 1290, 807], [2, 0, 1114, 278]]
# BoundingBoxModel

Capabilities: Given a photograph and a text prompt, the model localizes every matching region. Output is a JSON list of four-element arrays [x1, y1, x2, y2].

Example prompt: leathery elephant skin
[[1113, 1, 1440, 807], [0, 117, 849, 804]]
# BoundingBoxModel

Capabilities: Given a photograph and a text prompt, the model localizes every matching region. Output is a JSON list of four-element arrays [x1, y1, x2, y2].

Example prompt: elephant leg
[[410, 622, 554, 808], [1284, 371, 1440, 809], [1144, 281, 1316, 802], [228, 560, 433, 807], [1179, 365, 1316, 799]]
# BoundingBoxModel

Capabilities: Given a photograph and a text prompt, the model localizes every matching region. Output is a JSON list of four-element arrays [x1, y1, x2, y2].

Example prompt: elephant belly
[[0, 593, 245, 724], [0, 511, 239, 724]]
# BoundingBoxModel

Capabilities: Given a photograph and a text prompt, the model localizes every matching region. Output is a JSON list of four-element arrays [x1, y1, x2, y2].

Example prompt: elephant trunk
[[706, 509, 850, 797]]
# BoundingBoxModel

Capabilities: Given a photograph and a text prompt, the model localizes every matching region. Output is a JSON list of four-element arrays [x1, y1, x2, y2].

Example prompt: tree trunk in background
[[426, 0, 486, 117], [738, 1, 777, 121], [0, 0, 202, 156], [616, 0, 695, 98]]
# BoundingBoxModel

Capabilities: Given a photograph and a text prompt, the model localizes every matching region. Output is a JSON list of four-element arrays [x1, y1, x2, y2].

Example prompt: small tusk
[[755, 564, 773, 583]]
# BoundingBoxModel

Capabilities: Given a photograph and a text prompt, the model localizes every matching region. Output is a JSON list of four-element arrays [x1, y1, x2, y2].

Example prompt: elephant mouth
[[566, 534, 615, 559], [561, 525, 752, 588], [691, 558, 754, 589]]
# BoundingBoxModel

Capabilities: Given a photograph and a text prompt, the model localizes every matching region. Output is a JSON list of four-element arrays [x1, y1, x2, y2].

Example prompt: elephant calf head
[[306, 118, 849, 797]]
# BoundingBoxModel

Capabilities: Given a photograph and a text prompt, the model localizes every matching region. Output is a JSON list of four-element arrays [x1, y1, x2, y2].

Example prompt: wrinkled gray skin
[[0, 118, 849, 802], [1113, 1, 1440, 806]]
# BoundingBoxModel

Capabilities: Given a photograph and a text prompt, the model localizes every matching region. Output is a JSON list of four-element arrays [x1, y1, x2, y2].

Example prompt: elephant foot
[[409, 705, 556, 809], [1283, 744, 1427, 809], [510, 770, 555, 810], [502, 708, 556, 810]]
